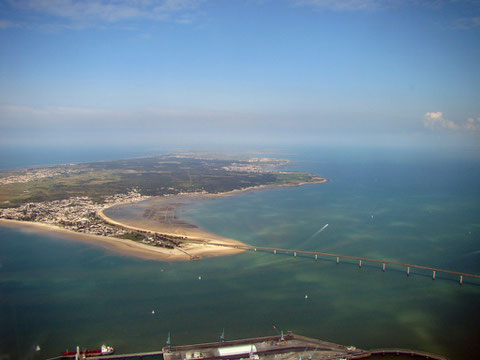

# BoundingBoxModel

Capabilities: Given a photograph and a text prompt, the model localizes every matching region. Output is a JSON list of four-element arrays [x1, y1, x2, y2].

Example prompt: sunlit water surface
[[1, 147, 479, 360]]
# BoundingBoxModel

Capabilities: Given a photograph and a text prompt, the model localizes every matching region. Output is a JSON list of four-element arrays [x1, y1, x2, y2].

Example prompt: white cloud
[[292, 0, 480, 14], [423, 111, 458, 130], [423, 112, 480, 132], [0, 104, 252, 129], [465, 117, 480, 131], [7, 0, 203, 27], [0, 104, 269, 146], [292, 0, 388, 11]]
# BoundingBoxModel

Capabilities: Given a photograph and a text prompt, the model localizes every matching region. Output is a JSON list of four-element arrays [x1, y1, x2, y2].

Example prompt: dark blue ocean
[[1, 145, 479, 360]]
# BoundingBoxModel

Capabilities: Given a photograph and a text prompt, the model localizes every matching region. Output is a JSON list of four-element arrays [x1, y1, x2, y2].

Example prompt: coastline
[[0, 218, 244, 262], [98, 176, 329, 256], [98, 197, 247, 261], [0, 177, 328, 262]]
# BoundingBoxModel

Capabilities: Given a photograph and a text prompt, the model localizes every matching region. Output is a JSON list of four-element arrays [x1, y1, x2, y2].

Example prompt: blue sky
[[0, 0, 479, 148]]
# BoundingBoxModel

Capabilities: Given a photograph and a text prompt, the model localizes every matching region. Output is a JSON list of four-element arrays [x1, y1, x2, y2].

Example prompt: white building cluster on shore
[[222, 158, 290, 173], [221, 163, 265, 173], [0, 166, 83, 185], [0, 190, 149, 237]]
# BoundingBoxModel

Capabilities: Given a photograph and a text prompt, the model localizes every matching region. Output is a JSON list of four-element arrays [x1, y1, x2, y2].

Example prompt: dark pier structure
[[162, 332, 366, 360], [57, 332, 449, 360]]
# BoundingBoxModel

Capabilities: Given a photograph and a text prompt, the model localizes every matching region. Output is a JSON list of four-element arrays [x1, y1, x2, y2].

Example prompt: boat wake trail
[[310, 224, 329, 239]]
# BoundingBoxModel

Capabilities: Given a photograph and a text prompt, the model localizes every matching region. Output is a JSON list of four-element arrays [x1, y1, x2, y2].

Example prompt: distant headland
[[0, 154, 327, 261]]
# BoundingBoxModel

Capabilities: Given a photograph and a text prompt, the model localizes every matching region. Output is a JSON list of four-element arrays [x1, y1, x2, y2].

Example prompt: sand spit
[[0, 178, 328, 262], [0, 217, 243, 262]]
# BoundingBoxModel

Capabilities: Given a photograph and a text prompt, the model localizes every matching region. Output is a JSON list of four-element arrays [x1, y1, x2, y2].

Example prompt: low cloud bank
[[424, 112, 480, 132]]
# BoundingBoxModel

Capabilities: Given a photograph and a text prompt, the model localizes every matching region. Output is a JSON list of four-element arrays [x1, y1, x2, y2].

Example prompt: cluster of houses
[[0, 166, 82, 185], [0, 190, 147, 238], [0, 190, 186, 250]]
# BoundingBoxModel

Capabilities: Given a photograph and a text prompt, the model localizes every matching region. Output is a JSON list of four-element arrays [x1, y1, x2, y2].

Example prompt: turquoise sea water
[[1, 146, 479, 360]]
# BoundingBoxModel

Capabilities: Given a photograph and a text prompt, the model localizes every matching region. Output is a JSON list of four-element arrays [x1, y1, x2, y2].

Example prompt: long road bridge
[[182, 238, 480, 284], [98, 209, 479, 283]]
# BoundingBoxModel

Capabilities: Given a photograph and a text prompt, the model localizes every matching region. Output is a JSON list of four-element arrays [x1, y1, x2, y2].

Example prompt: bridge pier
[[252, 244, 479, 284]]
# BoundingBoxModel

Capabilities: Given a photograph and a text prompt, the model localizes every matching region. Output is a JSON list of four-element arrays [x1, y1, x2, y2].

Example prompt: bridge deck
[[187, 239, 480, 280]]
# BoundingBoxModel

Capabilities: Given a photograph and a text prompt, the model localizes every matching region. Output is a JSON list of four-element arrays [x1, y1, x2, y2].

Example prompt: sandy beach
[[0, 191, 251, 262], [97, 177, 329, 257], [0, 217, 245, 261], [0, 178, 327, 262], [98, 194, 248, 261]]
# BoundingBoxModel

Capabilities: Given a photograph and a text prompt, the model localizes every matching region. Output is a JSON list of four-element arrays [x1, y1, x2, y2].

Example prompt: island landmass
[[0, 154, 327, 261]]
